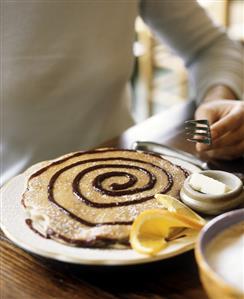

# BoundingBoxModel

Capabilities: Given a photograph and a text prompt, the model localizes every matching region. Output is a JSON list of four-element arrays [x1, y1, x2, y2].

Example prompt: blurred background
[[132, 0, 244, 122]]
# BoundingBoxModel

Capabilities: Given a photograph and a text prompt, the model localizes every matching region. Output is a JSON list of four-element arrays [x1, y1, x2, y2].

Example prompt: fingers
[[199, 139, 244, 160], [210, 102, 244, 140], [195, 101, 244, 156], [196, 124, 244, 152], [209, 125, 244, 149]]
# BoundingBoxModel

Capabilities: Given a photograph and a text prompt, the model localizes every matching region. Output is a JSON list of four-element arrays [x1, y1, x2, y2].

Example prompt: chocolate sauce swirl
[[25, 149, 190, 231], [72, 163, 159, 204], [94, 171, 138, 191], [45, 157, 173, 226]]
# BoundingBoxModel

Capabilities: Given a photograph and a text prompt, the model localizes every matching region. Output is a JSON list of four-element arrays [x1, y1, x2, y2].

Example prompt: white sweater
[[1, 0, 243, 184]]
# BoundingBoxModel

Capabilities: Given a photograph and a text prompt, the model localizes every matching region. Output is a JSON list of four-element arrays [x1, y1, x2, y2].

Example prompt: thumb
[[194, 104, 217, 125], [194, 104, 218, 152]]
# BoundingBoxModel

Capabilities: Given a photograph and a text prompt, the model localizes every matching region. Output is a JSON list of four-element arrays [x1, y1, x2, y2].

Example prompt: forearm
[[202, 84, 237, 103], [140, 0, 243, 105], [189, 34, 244, 105]]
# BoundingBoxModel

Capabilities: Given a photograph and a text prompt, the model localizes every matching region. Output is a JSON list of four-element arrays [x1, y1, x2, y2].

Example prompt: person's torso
[[2, 1, 138, 183]]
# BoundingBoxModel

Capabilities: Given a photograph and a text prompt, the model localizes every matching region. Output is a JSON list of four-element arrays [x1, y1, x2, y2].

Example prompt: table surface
[[1, 100, 244, 299]]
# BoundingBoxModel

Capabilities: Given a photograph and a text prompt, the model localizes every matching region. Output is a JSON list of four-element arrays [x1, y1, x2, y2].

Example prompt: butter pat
[[189, 173, 228, 195]]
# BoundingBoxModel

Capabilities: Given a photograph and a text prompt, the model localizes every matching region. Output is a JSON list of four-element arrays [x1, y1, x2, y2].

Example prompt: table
[[1, 100, 243, 299]]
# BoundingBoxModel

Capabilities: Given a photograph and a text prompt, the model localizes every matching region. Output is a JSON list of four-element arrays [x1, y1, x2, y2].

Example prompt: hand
[[195, 99, 244, 160]]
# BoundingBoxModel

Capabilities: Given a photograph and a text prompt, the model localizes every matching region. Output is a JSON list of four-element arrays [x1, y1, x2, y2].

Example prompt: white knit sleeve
[[140, 0, 244, 104]]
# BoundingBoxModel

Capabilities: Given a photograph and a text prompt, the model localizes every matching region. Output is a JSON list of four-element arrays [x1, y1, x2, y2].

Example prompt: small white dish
[[180, 170, 244, 215]]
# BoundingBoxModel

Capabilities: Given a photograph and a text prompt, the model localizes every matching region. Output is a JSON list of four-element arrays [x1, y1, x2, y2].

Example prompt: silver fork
[[185, 119, 212, 145]]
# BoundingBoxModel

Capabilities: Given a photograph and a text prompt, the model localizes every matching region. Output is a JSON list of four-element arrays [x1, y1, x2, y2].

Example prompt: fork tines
[[185, 119, 212, 145]]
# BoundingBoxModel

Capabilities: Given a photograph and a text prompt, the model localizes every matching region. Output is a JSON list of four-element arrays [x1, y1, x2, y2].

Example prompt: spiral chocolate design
[[23, 149, 189, 247], [44, 157, 173, 226]]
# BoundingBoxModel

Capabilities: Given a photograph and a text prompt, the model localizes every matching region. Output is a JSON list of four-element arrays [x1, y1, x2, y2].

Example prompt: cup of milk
[[195, 209, 244, 299]]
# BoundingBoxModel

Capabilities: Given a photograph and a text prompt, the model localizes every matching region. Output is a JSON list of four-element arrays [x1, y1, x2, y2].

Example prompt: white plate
[[0, 156, 201, 266]]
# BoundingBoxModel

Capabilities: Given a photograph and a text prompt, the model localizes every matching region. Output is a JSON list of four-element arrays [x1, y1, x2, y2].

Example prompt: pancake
[[22, 148, 189, 248]]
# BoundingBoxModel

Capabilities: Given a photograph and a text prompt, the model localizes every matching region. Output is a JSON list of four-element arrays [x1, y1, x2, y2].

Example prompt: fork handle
[[132, 141, 209, 170]]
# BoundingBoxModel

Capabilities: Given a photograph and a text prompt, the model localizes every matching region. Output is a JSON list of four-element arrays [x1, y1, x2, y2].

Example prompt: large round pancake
[[22, 148, 189, 248]]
